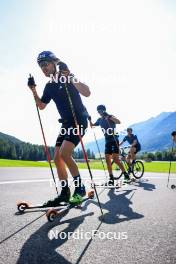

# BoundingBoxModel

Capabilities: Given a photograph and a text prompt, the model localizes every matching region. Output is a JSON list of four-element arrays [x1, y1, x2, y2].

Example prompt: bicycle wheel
[[132, 160, 144, 179], [112, 161, 126, 179]]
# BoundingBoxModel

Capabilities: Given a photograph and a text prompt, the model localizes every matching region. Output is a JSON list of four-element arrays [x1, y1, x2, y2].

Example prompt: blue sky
[[0, 1, 44, 66], [1, 0, 176, 145]]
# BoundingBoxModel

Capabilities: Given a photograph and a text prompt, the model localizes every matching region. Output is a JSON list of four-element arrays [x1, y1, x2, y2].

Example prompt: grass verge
[[0, 159, 175, 173]]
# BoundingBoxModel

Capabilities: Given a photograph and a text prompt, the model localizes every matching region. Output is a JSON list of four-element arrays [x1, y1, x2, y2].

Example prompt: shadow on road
[[100, 189, 144, 224], [133, 179, 156, 191], [85, 189, 144, 224], [0, 213, 46, 245], [17, 211, 94, 264], [16, 184, 147, 263], [15, 189, 144, 263]]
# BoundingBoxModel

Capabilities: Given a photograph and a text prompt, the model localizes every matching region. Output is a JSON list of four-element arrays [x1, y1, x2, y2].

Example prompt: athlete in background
[[90, 105, 130, 185]]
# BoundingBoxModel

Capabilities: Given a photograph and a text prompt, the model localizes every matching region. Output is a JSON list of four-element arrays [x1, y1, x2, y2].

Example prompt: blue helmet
[[37, 51, 59, 64]]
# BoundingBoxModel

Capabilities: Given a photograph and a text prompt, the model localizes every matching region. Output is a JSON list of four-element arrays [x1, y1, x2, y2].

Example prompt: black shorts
[[133, 145, 141, 154], [105, 139, 119, 155], [56, 118, 87, 147]]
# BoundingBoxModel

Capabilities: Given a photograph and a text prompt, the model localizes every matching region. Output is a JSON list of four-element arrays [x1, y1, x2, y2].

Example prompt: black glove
[[28, 74, 36, 87]]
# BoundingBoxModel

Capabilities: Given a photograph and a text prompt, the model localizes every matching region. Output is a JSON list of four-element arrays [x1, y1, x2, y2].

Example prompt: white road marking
[[0, 179, 51, 184], [0, 176, 175, 185]]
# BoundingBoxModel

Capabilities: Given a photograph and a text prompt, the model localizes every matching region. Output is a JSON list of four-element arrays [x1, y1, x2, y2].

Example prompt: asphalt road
[[0, 168, 176, 264]]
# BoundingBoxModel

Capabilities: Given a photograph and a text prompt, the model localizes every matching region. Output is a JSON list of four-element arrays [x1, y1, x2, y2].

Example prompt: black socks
[[109, 174, 114, 180], [73, 175, 82, 189], [61, 179, 69, 192]]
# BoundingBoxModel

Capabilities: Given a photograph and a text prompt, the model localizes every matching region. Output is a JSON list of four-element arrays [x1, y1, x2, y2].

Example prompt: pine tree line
[[0, 138, 95, 161], [137, 148, 176, 161], [73, 148, 95, 160]]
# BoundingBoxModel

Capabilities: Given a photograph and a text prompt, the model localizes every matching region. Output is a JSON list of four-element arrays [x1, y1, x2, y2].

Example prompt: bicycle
[[112, 146, 144, 180]]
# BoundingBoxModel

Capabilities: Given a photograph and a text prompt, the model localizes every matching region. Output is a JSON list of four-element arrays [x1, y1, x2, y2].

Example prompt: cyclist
[[120, 128, 141, 170], [90, 105, 130, 185]]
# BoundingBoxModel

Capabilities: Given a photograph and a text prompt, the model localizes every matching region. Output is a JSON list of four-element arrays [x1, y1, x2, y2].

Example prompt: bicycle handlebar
[[120, 145, 131, 150]]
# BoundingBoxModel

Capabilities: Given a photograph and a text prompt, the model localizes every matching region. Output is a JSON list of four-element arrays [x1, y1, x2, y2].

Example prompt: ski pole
[[35, 105, 59, 195], [58, 73, 103, 215], [167, 140, 175, 188], [28, 74, 59, 195], [89, 119, 108, 181]]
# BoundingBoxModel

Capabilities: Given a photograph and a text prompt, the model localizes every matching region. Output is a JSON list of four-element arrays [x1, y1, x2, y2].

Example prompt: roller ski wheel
[[17, 201, 30, 213], [46, 190, 95, 222], [88, 190, 94, 199], [171, 184, 176, 189], [46, 209, 58, 222]]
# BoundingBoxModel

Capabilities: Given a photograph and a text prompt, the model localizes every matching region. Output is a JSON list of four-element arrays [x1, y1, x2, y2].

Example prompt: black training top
[[122, 134, 141, 147], [94, 117, 118, 141], [41, 81, 87, 122]]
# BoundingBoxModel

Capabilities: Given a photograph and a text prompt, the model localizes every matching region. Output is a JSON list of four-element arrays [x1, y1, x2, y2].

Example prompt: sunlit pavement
[[0, 168, 176, 264]]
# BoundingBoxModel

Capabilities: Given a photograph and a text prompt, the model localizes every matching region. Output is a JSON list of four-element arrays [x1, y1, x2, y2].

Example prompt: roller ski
[[17, 187, 71, 213], [17, 186, 85, 213], [17, 186, 95, 222], [46, 190, 95, 222]]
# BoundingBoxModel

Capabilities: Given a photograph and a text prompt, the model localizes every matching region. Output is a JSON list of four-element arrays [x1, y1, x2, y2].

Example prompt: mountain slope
[[0, 132, 23, 144], [0, 132, 54, 160], [130, 112, 172, 138], [140, 112, 176, 151]]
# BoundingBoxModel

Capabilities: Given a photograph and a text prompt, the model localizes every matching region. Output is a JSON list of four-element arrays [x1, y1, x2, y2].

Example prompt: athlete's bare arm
[[108, 115, 121, 124], [29, 86, 47, 110], [71, 78, 91, 97]]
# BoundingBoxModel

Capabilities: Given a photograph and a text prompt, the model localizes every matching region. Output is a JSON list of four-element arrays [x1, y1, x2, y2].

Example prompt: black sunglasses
[[39, 61, 51, 68]]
